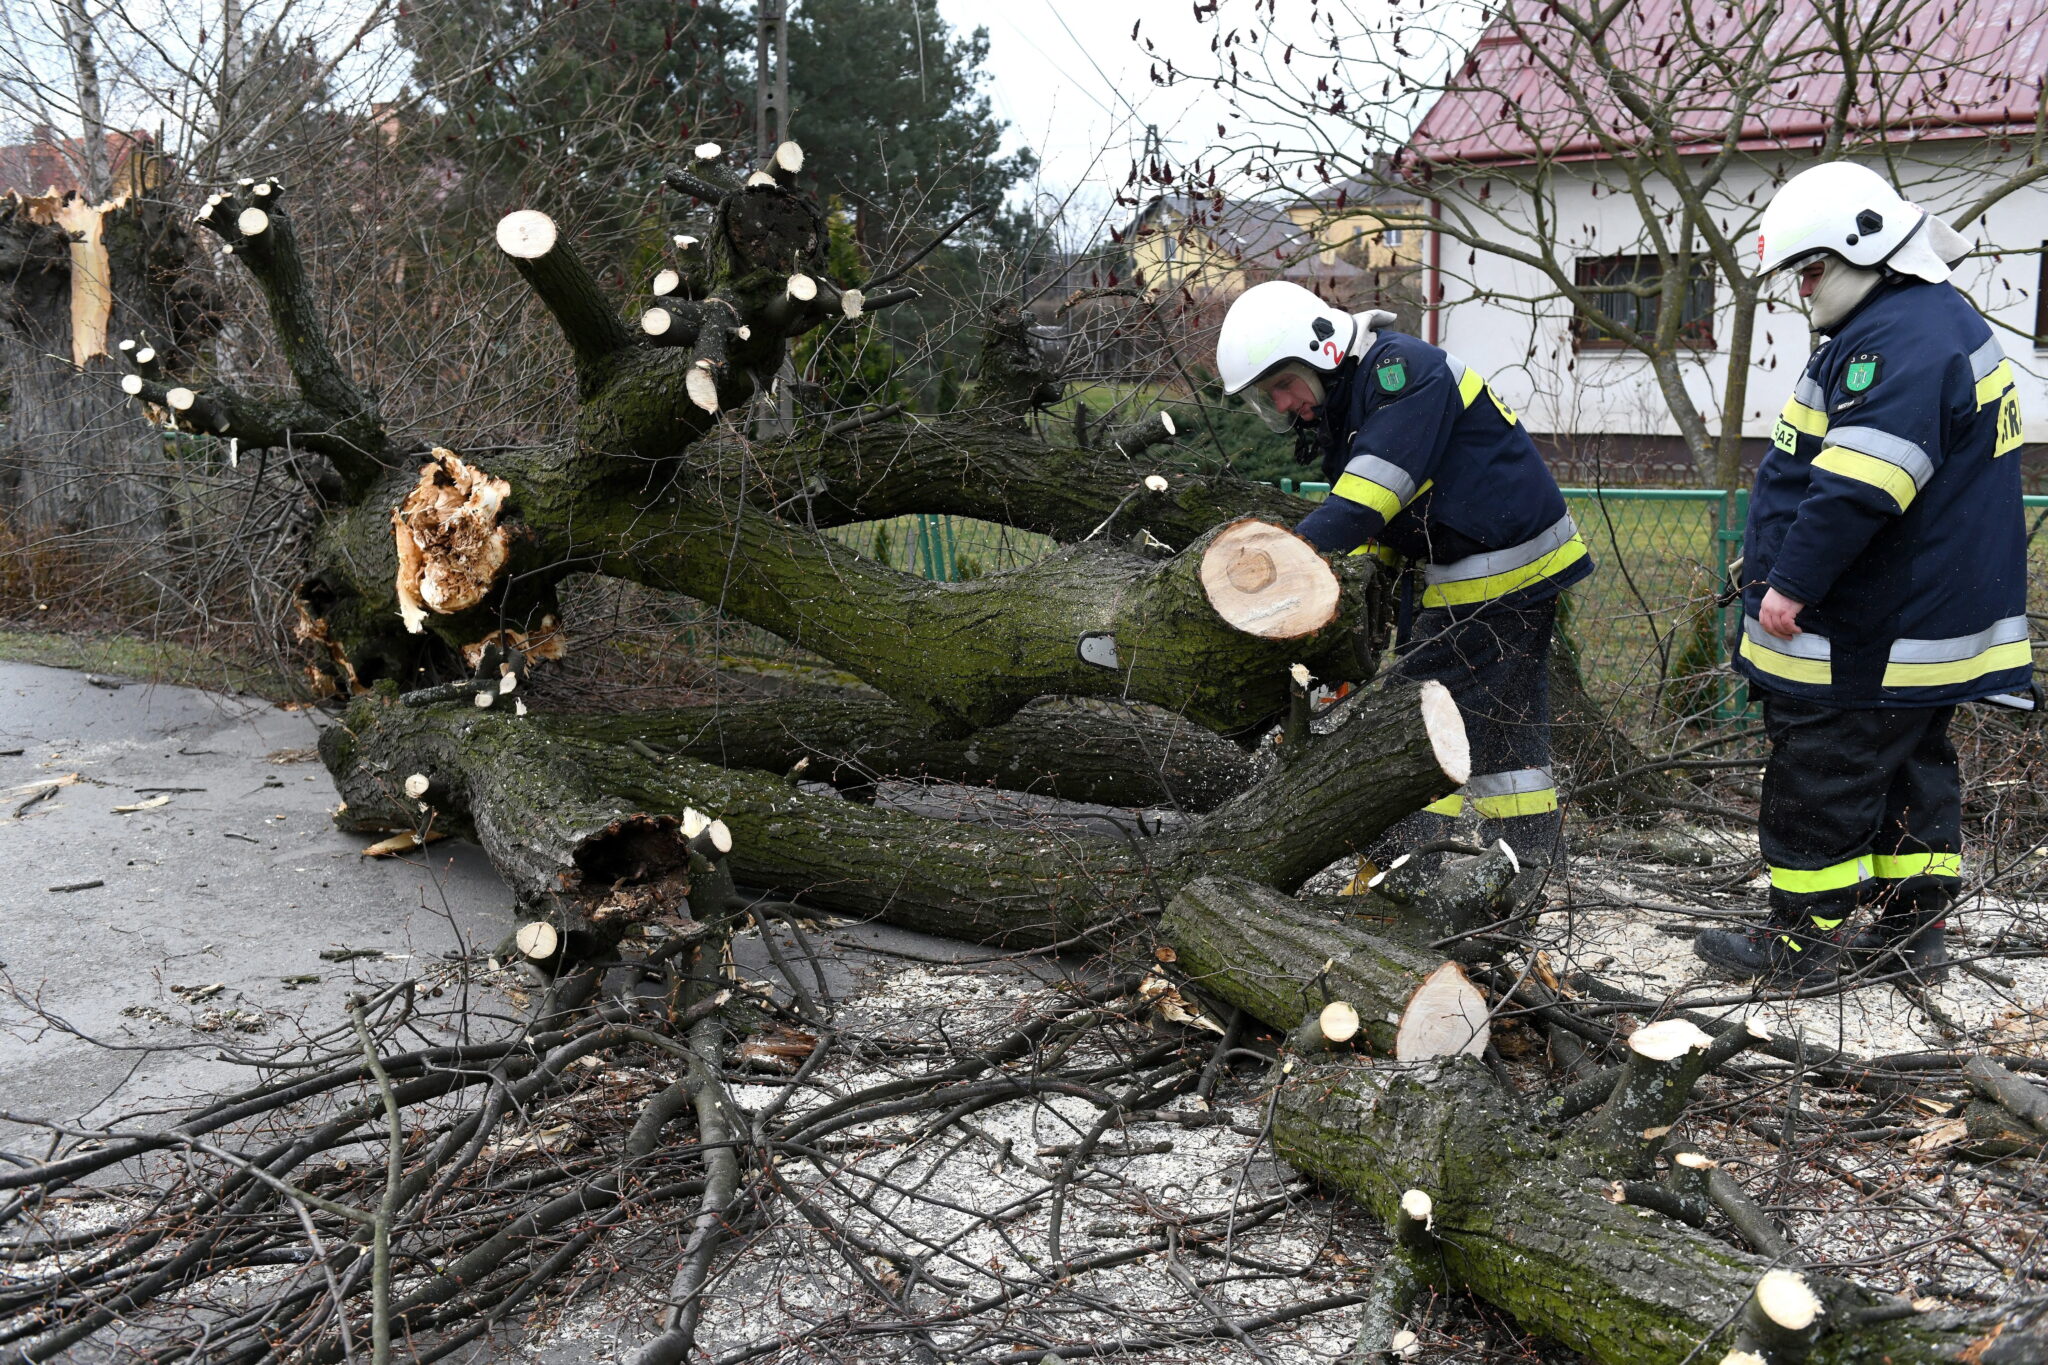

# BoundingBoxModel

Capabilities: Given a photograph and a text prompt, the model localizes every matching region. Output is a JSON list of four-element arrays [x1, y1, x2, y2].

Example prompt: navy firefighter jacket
[[1736, 278, 2031, 708], [1293, 330, 1592, 610]]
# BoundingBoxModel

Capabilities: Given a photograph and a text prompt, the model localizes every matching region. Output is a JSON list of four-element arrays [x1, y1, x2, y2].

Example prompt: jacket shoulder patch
[[1843, 353, 1882, 394]]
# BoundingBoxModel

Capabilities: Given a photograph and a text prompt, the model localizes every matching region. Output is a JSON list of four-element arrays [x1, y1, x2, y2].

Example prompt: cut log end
[[1394, 961, 1490, 1062], [1754, 1269, 1821, 1331], [236, 207, 270, 237], [1399, 1188, 1434, 1226], [120, 374, 143, 395], [1319, 1000, 1361, 1044], [746, 170, 778, 189], [514, 920, 559, 961], [786, 273, 818, 302], [1628, 1018, 1714, 1063], [166, 387, 196, 412], [674, 234, 699, 250], [641, 307, 673, 336], [494, 209, 559, 261], [1418, 679, 1470, 786], [706, 818, 733, 855], [680, 807, 709, 839], [1672, 1150, 1716, 1171], [694, 141, 723, 161], [1719, 1354, 1767, 1365], [402, 773, 430, 800], [840, 288, 864, 318], [773, 140, 804, 173], [1197, 519, 1340, 641], [651, 268, 681, 298], [1160, 411, 1178, 436], [135, 346, 155, 365], [1145, 474, 1171, 492]]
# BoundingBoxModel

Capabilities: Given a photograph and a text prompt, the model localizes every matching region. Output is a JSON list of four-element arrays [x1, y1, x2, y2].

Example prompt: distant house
[[0, 127, 162, 200], [1126, 175, 1425, 329], [1401, 0, 2047, 481]]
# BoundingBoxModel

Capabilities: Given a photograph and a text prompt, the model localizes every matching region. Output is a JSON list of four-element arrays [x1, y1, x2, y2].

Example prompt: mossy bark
[[320, 678, 1457, 947], [586, 695, 1257, 811], [1164, 876, 1439, 1056], [1272, 1058, 2033, 1365]]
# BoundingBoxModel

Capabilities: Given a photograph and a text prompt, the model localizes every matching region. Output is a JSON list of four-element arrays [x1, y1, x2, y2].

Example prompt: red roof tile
[[1408, 0, 2047, 167]]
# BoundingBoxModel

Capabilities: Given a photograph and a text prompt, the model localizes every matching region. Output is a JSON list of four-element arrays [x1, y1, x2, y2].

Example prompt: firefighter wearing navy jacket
[[1692, 162, 2031, 986], [1216, 280, 1593, 865]]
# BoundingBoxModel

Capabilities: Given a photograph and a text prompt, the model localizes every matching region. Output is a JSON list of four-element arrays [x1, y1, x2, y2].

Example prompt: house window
[[1573, 253, 1716, 350], [1383, 228, 1403, 247], [2036, 241, 2047, 348]]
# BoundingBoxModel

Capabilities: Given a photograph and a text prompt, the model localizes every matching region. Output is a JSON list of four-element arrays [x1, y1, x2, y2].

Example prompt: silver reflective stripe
[[1442, 351, 1464, 373], [1794, 375, 1827, 408], [1969, 336, 2007, 382], [1422, 514, 1578, 585], [1744, 615, 1832, 659], [1465, 767, 1555, 798], [1340, 452, 1418, 504], [1887, 615, 2028, 664], [1827, 424, 1934, 488]]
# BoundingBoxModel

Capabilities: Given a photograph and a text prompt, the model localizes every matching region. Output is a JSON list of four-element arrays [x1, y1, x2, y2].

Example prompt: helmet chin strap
[[1809, 257, 1883, 330]]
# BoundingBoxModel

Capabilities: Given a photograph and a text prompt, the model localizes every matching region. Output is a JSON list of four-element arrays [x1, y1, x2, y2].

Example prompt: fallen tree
[[82, 143, 2048, 1365]]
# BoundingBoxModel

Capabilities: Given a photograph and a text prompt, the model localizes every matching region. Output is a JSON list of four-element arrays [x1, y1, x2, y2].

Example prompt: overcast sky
[[931, 0, 1471, 238]]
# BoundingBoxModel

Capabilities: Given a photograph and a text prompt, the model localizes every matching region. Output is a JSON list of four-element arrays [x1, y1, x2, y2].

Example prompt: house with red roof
[[1401, 0, 2046, 479]]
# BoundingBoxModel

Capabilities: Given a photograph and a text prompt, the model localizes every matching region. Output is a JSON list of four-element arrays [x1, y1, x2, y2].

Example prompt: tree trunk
[[320, 676, 1465, 950], [590, 694, 1258, 811], [1154, 885, 2047, 1364]]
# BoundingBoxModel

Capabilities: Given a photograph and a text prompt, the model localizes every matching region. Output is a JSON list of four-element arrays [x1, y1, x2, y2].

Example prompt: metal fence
[[844, 487, 2048, 727]]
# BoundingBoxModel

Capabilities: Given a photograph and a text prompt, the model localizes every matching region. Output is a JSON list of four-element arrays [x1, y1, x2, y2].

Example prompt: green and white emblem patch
[[1844, 353, 1881, 394], [1375, 359, 1408, 394]]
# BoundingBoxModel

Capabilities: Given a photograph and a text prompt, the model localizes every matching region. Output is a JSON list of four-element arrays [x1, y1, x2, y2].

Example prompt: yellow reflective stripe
[[1737, 632, 1833, 685], [1809, 914, 1847, 930], [1975, 359, 2014, 407], [1470, 788, 1559, 819], [1456, 366, 1485, 408], [1780, 396, 1828, 437], [1882, 639, 2032, 688], [1813, 445, 1918, 512], [1348, 542, 1403, 565], [1331, 472, 1404, 521], [1770, 857, 1871, 895], [1871, 851, 1961, 880], [1418, 535, 1589, 607], [1422, 793, 1465, 816]]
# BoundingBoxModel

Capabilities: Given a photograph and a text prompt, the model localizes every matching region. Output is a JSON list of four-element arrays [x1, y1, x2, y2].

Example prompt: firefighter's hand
[[1759, 587, 1805, 638]]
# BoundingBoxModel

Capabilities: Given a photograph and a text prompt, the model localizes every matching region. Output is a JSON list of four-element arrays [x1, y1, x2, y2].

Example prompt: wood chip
[[362, 830, 447, 857], [112, 794, 173, 814]]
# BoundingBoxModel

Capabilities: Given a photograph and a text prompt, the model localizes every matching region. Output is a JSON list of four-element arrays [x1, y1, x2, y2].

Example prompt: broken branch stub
[[392, 449, 513, 634]]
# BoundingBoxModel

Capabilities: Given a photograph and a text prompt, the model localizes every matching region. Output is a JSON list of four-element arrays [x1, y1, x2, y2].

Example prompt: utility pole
[[755, 1, 789, 159], [755, 0, 794, 435]]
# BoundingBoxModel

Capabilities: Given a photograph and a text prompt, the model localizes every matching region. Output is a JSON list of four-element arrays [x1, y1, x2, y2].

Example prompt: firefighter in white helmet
[[1693, 161, 2029, 985], [1217, 280, 1593, 866]]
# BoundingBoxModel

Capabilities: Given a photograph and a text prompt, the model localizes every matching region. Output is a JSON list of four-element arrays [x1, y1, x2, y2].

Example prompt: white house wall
[[1428, 150, 2048, 445]]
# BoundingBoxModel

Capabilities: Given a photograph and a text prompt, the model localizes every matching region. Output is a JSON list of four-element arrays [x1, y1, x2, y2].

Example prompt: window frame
[[1572, 252, 1717, 352]]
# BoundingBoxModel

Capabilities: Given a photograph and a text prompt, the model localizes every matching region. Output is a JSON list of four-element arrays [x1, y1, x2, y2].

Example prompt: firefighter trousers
[[1383, 597, 1561, 865], [1757, 692, 1962, 934]]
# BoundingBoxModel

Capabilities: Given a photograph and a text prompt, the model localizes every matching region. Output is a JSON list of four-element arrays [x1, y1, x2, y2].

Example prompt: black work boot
[[1848, 884, 1952, 985], [1693, 916, 1848, 983]]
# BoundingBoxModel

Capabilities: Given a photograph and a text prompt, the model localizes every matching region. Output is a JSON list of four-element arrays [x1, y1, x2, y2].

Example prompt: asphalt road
[[0, 660, 513, 1136]]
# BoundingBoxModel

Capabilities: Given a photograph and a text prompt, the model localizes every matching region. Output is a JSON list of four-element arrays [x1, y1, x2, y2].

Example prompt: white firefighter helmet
[[1754, 161, 1968, 284], [1215, 280, 1358, 396]]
